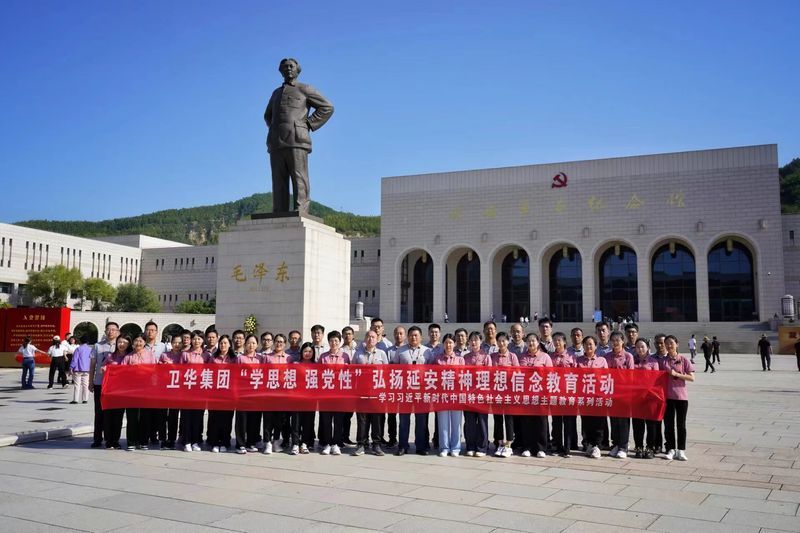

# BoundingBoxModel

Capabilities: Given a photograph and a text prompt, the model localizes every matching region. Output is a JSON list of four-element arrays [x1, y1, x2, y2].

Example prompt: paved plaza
[[1, 353, 799, 532]]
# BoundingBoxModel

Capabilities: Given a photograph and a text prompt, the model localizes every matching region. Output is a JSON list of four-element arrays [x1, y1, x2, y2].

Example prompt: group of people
[[17, 333, 92, 405], [70, 317, 694, 462]]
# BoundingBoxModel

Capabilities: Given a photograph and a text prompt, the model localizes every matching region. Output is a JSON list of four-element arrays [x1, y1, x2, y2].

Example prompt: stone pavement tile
[[563, 521, 650, 532], [476, 494, 571, 516], [344, 466, 488, 490], [767, 489, 800, 503], [181, 487, 334, 518], [385, 516, 493, 533], [38, 483, 122, 504], [304, 504, 406, 530], [474, 468, 556, 486], [208, 510, 315, 532], [769, 474, 800, 486], [683, 481, 771, 499], [647, 515, 760, 533], [721, 509, 800, 531], [739, 464, 800, 478], [556, 505, 658, 529], [543, 477, 627, 495], [472, 480, 559, 500], [630, 498, 726, 521], [722, 456, 794, 468], [703, 494, 798, 515], [400, 485, 491, 505], [621, 460, 700, 475], [469, 508, 574, 533], [696, 476, 780, 490], [547, 489, 638, 510], [330, 476, 421, 496], [85, 492, 239, 525], [616, 486, 707, 505], [607, 474, 689, 491], [263, 482, 413, 511], [469, 458, 549, 474], [298, 525, 379, 533], [693, 468, 774, 483], [541, 466, 616, 482], [110, 518, 239, 532], [386, 498, 489, 522], [0, 516, 83, 532]]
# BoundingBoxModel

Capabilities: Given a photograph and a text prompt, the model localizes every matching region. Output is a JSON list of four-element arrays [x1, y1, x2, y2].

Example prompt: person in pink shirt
[[122, 334, 157, 450], [576, 335, 608, 458], [318, 330, 350, 455], [180, 331, 209, 452], [291, 342, 317, 454], [491, 332, 519, 458], [102, 335, 132, 449], [262, 333, 291, 455], [158, 334, 185, 450], [605, 331, 634, 459], [518, 332, 552, 458], [660, 335, 694, 461], [550, 332, 577, 457], [632, 338, 660, 459], [434, 334, 466, 457], [207, 335, 235, 453], [463, 331, 491, 457], [235, 335, 263, 454]]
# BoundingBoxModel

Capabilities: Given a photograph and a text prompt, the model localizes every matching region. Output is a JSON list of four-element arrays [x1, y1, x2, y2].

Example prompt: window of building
[[708, 240, 756, 321], [651, 243, 697, 321], [0, 282, 12, 294], [599, 245, 638, 320]]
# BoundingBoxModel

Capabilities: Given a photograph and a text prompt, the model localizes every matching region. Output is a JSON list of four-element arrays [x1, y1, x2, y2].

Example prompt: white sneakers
[[676, 449, 688, 461], [183, 444, 192, 452], [449, 450, 459, 457], [465, 451, 475, 457], [494, 446, 504, 457], [211, 446, 220, 453], [331, 445, 341, 455], [300, 443, 309, 454], [263, 441, 273, 454], [536, 451, 547, 458], [587, 445, 601, 458], [191, 444, 201, 452], [219, 446, 227, 453], [475, 451, 486, 457], [521, 450, 531, 457], [290, 445, 299, 455], [438, 451, 448, 457], [237, 446, 247, 454], [321, 444, 331, 455], [617, 449, 628, 459], [501, 446, 513, 458], [665, 449, 676, 460], [609, 446, 619, 458]]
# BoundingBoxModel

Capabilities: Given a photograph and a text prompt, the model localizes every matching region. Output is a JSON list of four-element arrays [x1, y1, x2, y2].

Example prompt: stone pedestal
[[215, 214, 350, 337]]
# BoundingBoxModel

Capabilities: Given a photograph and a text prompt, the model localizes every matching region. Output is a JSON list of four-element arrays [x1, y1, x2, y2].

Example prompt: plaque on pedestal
[[215, 214, 350, 337]]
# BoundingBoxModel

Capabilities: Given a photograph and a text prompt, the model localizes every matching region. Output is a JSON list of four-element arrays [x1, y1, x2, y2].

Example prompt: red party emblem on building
[[551, 172, 568, 188]]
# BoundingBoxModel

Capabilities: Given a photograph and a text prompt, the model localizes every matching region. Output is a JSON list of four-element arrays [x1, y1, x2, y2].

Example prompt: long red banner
[[102, 364, 668, 419]]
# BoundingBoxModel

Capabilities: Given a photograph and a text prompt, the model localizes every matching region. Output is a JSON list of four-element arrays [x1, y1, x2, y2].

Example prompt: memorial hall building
[[1, 144, 799, 328]]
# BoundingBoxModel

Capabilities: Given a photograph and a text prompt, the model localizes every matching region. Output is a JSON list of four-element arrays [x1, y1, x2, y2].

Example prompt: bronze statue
[[264, 58, 334, 214]]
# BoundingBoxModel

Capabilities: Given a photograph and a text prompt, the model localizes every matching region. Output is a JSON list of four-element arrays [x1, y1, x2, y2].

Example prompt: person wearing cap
[[47, 335, 69, 388], [757, 334, 772, 371]]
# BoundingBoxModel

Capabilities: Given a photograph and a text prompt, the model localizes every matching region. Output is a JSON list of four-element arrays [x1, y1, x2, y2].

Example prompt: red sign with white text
[[1, 307, 71, 363], [103, 364, 668, 419]]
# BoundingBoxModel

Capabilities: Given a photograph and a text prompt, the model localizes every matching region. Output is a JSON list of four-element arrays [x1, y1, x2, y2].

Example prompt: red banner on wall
[[102, 364, 668, 419], [2, 307, 71, 363]]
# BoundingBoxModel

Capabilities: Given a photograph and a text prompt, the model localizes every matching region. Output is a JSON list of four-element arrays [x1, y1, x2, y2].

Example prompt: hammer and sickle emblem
[[551, 172, 568, 188]]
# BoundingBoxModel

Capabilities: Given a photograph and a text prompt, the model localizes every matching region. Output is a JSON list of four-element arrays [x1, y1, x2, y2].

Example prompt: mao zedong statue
[[264, 58, 334, 214]]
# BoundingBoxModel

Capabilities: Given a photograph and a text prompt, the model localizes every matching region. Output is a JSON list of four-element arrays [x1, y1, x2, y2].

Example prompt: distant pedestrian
[[69, 335, 93, 404], [18, 336, 47, 389], [795, 338, 800, 372], [700, 336, 715, 373], [757, 334, 772, 371], [47, 335, 68, 388], [687, 335, 696, 363], [711, 336, 720, 364]]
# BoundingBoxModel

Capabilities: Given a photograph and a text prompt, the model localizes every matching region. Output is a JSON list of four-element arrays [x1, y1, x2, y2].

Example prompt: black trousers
[[520, 415, 549, 454], [610, 417, 630, 449], [263, 412, 290, 443], [704, 356, 715, 372], [103, 408, 125, 447], [319, 412, 344, 446], [150, 409, 166, 444], [512, 416, 524, 449], [291, 411, 315, 447], [48, 358, 67, 387], [664, 399, 688, 450], [712, 352, 720, 364], [270, 148, 310, 213], [92, 384, 104, 445], [357, 412, 382, 446], [183, 409, 204, 445], [761, 353, 771, 370], [552, 415, 577, 452], [796, 353, 800, 372], [582, 415, 604, 447], [463, 411, 488, 453], [632, 418, 659, 449], [208, 411, 233, 447], [235, 411, 262, 448], [160, 408, 180, 445], [126, 408, 152, 447], [493, 414, 515, 443], [342, 411, 354, 441]]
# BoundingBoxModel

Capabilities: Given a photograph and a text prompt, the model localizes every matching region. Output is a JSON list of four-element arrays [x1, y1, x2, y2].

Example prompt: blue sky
[[1, 0, 798, 222]]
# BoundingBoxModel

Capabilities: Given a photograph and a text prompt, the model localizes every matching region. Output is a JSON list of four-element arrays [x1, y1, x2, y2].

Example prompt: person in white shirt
[[47, 336, 68, 388], [393, 326, 433, 455], [18, 336, 47, 389]]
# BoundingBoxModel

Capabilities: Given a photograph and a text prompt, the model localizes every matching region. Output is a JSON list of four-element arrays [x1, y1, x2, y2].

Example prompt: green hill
[[16, 193, 380, 245]]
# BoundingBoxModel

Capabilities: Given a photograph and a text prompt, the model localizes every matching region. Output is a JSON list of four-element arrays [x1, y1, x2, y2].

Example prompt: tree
[[114, 283, 160, 312], [82, 278, 117, 311], [175, 299, 215, 314], [26, 265, 83, 307], [780, 158, 800, 214]]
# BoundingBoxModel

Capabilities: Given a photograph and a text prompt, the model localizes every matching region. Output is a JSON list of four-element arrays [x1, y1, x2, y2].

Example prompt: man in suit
[[265, 58, 334, 214]]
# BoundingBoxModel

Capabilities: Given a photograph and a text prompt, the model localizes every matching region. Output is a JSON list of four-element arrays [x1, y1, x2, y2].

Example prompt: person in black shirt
[[711, 336, 720, 364], [700, 336, 715, 373], [795, 339, 800, 372], [757, 334, 772, 371]]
